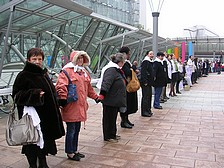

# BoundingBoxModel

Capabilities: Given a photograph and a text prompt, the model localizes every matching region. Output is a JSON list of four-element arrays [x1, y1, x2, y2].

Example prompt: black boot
[[38, 155, 49, 168], [127, 115, 134, 126], [120, 116, 132, 129], [26, 154, 37, 168], [141, 111, 153, 117]]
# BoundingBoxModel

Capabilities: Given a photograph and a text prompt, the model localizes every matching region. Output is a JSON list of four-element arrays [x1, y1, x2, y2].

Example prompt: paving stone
[[1, 73, 224, 167]]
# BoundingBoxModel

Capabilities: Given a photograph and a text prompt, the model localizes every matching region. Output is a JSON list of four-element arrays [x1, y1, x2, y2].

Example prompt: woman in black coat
[[98, 53, 127, 142], [120, 46, 138, 129], [12, 48, 65, 168]]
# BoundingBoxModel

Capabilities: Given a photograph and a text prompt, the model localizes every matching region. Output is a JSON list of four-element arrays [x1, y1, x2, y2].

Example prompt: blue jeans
[[154, 87, 163, 108], [65, 122, 81, 154]]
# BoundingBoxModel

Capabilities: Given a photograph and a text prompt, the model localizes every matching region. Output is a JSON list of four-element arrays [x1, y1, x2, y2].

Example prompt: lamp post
[[148, 0, 164, 56], [152, 12, 159, 56]]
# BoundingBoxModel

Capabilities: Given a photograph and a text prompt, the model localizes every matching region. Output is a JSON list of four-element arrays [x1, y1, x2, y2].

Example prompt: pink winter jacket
[[56, 67, 98, 122]]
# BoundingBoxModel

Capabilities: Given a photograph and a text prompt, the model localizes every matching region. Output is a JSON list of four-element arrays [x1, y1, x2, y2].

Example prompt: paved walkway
[[1, 73, 224, 168]]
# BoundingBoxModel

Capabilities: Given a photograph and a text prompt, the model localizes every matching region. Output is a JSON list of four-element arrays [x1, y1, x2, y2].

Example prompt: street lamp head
[[152, 12, 160, 17], [148, 0, 165, 13], [148, 0, 165, 57]]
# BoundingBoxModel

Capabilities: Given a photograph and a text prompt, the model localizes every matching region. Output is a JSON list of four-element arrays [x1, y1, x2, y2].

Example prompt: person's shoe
[[127, 119, 134, 126], [121, 121, 132, 129], [160, 99, 166, 103], [176, 91, 181, 94], [75, 152, 85, 158], [142, 112, 153, 117], [115, 135, 121, 140], [169, 93, 174, 97], [173, 94, 177, 96], [154, 106, 162, 109], [67, 154, 81, 161], [104, 139, 118, 143], [164, 96, 170, 100]]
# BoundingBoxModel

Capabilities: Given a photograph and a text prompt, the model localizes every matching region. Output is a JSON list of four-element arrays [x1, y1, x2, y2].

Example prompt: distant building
[[72, 0, 140, 27], [183, 25, 219, 38]]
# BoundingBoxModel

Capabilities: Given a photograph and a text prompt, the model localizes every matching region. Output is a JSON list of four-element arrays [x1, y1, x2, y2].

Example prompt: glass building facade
[[73, 0, 140, 27]]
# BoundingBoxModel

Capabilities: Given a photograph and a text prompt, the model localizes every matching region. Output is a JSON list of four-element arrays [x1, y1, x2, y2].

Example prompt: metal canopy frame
[[0, 0, 176, 82]]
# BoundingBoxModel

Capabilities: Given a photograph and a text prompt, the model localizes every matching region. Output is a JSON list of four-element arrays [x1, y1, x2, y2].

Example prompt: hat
[[157, 52, 165, 57], [69, 50, 90, 66]]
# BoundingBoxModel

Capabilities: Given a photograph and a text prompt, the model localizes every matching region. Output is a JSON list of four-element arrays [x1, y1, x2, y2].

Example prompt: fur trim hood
[[70, 50, 90, 66]]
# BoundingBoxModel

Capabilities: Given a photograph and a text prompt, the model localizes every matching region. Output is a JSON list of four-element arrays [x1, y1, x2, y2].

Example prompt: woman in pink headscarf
[[56, 50, 98, 161]]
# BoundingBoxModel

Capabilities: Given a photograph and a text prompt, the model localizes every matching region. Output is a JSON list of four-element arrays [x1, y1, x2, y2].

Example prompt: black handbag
[[62, 70, 78, 103]]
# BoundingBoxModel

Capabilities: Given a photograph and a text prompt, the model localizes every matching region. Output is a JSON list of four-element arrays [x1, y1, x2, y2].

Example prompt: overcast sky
[[145, 0, 224, 38]]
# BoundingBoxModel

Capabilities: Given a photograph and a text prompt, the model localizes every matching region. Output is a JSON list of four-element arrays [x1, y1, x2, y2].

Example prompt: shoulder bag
[[62, 69, 78, 103], [126, 68, 140, 93], [6, 103, 40, 146]]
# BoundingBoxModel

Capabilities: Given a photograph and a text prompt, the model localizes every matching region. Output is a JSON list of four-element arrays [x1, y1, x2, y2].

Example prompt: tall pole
[[152, 12, 160, 56]]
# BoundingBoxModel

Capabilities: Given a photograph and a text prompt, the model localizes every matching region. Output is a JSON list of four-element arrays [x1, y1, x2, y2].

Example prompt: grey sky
[[145, 0, 224, 38]]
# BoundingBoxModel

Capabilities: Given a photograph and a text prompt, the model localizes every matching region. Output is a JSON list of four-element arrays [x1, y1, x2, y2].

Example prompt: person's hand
[[135, 69, 140, 74], [98, 94, 104, 100], [95, 94, 104, 103], [58, 99, 67, 108], [40, 91, 45, 97]]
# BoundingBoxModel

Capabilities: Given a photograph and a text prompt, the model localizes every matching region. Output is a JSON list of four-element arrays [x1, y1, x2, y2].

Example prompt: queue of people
[[12, 47, 204, 167]]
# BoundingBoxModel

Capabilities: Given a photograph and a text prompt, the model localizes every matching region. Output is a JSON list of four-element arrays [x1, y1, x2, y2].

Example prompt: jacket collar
[[23, 61, 46, 74], [143, 56, 154, 62]]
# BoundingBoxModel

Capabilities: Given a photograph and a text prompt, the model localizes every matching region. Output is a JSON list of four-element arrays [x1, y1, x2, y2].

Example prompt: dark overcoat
[[101, 67, 127, 107], [122, 61, 138, 114], [153, 60, 167, 87], [12, 62, 65, 155], [140, 59, 154, 86]]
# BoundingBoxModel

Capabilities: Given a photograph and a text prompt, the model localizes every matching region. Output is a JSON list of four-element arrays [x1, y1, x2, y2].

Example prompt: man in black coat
[[140, 50, 154, 117], [153, 52, 167, 109]]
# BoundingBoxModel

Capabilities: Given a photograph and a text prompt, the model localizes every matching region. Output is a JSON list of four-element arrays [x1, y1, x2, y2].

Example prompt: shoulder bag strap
[[62, 70, 72, 84]]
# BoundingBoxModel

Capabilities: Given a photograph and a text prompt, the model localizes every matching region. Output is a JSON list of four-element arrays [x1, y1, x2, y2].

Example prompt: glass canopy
[[0, 0, 172, 87]]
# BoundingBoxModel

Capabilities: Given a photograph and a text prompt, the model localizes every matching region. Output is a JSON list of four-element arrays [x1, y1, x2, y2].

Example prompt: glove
[[58, 99, 67, 107], [95, 94, 104, 103], [98, 94, 104, 101]]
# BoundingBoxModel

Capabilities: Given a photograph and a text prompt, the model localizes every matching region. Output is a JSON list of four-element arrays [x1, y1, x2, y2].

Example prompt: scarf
[[62, 62, 87, 77], [96, 61, 120, 89]]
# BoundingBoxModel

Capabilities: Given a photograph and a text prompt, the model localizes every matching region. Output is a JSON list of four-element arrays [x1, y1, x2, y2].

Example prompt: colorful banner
[[174, 47, 178, 59], [182, 42, 186, 63], [167, 48, 172, 54], [188, 41, 193, 57]]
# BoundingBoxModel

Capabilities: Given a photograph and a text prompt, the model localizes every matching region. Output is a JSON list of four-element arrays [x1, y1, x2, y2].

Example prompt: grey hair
[[110, 53, 125, 64]]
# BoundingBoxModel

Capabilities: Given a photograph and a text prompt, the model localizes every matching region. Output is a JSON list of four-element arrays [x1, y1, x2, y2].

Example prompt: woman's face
[[28, 55, 43, 67], [118, 61, 124, 67], [76, 55, 84, 66]]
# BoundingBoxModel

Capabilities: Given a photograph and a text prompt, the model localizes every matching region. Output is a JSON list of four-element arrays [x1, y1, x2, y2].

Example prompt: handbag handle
[[9, 95, 19, 120]]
